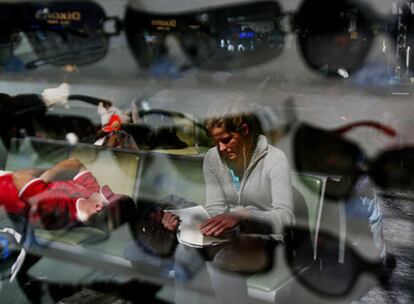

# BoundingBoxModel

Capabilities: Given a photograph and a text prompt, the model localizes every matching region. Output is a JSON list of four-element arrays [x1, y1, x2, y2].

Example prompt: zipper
[[236, 150, 266, 206]]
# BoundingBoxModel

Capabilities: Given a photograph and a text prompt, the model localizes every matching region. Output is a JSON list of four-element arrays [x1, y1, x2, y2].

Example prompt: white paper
[[169, 206, 229, 247]]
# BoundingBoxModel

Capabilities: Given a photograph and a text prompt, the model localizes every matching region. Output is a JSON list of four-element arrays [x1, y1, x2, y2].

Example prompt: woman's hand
[[199, 211, 247, 237], [147, 209, 180, 231], [161, 211, 180, 232]]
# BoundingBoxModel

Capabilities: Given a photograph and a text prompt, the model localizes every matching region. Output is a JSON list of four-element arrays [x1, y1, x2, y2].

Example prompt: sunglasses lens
[[0, 4, 21, 62], [373, 149, 414, 191], [287, 228, 358, 296], [131, 219, 178, 257], [124, 8, 168, 69], [183, 2, 284, 69], [294, 125, 362, 198], [22, 1, 109, 68], [0, 44, 12, 64], [125, 2, 284, 70], [295, 0, 375, 76]]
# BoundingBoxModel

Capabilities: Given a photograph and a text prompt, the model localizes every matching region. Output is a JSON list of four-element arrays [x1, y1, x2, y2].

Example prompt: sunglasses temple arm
[[141, 109, 208, 132], [333, 121, 397, 138], [68, 95, 112, 108]]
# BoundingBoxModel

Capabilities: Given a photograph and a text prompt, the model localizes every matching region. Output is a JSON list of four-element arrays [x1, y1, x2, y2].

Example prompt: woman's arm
[[245, 153, 295, 235], [39, 158, 87, 183], [201, 150, 248, 236], [203, 152, 227, 216]]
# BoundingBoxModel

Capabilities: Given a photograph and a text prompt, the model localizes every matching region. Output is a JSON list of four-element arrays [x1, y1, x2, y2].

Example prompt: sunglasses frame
[[0, 1, 122, 69], [285, 226, 388, 297], [124, 0, 285, 70], [290, 0, 391, 76], [293, 121, 414, 199]]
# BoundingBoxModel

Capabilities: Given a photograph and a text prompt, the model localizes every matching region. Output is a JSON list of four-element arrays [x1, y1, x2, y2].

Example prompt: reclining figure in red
[[0, 157, 125, 229]]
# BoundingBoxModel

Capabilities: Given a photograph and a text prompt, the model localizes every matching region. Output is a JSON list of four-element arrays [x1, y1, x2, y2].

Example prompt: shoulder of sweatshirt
[[204, 147, 220, 164], [266, 145, 289, 163]]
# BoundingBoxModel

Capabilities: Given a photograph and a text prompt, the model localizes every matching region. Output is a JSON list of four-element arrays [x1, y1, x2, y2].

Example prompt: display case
[[0, 0, 412, 303]]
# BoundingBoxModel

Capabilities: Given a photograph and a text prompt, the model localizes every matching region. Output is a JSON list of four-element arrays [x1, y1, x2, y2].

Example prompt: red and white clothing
[[0, 170, 100, 229], [45, 170, 100, 198]]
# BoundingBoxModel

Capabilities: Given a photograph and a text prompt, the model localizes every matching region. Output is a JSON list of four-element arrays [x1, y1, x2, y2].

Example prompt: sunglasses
[[285, 226, 389, 297], [125, 1, 283, 70], [0, 1, 120, 69], [293, 120, 414, 199], [124, 0, 396, 76]]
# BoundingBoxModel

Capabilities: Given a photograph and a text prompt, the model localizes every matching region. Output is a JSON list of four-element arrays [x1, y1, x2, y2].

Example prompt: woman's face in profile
[[211, 126, 245, 162]]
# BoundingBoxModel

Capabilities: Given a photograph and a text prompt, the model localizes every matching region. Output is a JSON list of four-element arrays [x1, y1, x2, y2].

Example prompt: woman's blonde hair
[[205, 93, 262, 138]]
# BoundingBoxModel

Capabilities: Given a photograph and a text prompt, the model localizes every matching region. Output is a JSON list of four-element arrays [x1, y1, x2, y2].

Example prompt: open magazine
[[169, 206, 230, 248]]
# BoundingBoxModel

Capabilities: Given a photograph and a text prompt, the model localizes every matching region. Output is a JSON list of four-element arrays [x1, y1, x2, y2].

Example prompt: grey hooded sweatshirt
[[203, 135, 294, 239]]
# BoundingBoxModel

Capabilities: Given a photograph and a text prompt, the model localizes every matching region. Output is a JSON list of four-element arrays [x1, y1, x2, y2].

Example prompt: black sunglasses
[[124, 0, 398, 76], [125, 1, 284, 70], [0, 1, 120, 70], [293, 121, 414, 199], [285, 226, 390, 297]]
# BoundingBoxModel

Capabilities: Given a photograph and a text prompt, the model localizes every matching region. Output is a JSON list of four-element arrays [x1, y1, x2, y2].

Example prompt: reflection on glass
[[286, 227, 391, 297]]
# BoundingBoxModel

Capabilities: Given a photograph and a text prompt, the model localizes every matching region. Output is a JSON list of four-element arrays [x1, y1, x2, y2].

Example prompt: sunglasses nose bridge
[[280, 12, 295, 34]]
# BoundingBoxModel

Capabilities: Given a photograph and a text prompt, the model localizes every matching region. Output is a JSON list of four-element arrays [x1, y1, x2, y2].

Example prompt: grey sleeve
[[246, 153, 295, 235], [203, 152, 227, 216]]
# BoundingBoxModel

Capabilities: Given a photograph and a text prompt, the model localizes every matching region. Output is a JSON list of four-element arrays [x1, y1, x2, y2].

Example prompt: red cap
[[102, 114, 122, 133]]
